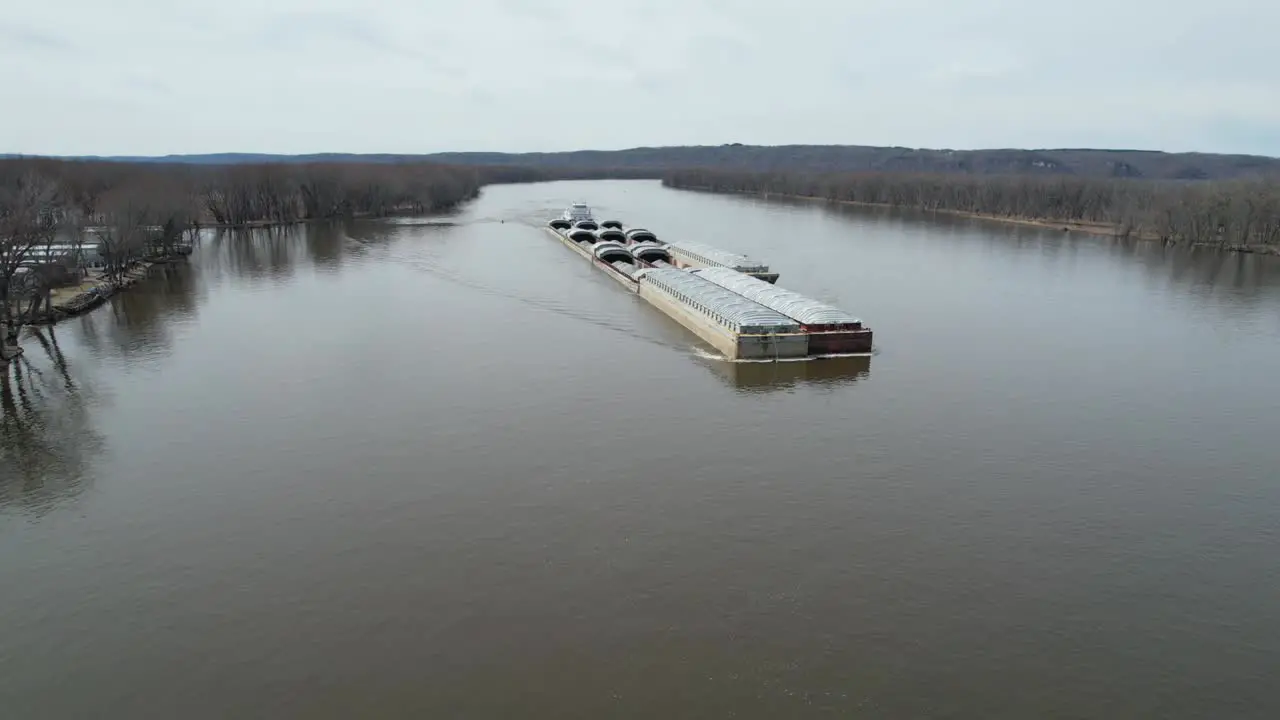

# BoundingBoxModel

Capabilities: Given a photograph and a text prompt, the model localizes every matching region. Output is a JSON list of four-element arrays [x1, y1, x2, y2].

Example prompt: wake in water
[[386, 250, 693, 354]]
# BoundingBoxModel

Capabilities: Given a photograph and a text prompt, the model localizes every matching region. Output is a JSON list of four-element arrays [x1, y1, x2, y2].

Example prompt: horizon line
[[3, 143, 1279, 161]]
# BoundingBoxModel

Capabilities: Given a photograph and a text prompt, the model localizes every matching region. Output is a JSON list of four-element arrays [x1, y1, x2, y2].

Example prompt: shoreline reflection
[[1, 327, 104, 516]]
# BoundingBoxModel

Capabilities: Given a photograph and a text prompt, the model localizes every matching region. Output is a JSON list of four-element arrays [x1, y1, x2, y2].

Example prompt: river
[[2, 179, 1279, 718]]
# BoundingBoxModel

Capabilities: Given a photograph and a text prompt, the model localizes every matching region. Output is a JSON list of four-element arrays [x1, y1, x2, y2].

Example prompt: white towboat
[[561, 202, 594, 223]]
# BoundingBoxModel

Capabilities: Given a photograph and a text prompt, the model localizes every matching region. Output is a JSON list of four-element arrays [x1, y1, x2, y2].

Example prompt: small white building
[[19, 243, 105, 270]]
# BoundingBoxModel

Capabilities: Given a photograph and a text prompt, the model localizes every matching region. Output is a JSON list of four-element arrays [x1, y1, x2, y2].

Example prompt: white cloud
[[1, 0, 1277, 156]]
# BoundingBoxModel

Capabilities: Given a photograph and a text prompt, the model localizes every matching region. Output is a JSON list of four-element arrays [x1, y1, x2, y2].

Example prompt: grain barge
[[662, 240, 779, 284], [545, 206, 653, 291], [637, 267, 808, 360], [545, 204, 872, 360], [693, 267, 873, 354], [615, 225, 777, 282]]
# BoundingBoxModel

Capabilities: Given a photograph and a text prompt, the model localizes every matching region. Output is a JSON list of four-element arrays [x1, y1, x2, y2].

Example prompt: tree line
[[662, 169, 1280, 250], [2, 156, 490, 226]]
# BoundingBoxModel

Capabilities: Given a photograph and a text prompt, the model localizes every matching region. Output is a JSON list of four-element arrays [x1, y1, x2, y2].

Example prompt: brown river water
[[2, 179, 1279, 718]]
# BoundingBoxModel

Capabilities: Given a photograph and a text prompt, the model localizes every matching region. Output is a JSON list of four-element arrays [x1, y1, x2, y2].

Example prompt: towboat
[[562, 202, 594, 223]]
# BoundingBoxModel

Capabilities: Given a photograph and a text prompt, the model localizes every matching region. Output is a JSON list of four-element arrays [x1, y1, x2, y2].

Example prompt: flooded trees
[[289, 163, 481, 219], [662, 170, 1280, 250], [193, 162, 484, 225], [196, 162, 486, 225], [0, 158, 491, 337], [0, 156, 494, 360], [0, 173, 61, 361], [0, 156, 497, 366], [202, 164, 301, 226], [145, 178, 200, 259]]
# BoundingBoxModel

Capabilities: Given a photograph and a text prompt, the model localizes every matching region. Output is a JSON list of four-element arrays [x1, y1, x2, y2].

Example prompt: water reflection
[[202, 225, 310, 284], [701, 353, 872, 393], [1118, 241, 1280, 309], [304, 222, 347, 272], [0, 328, 103, 516], [199, 222, 383, 280], [75, 263, 201, 363]]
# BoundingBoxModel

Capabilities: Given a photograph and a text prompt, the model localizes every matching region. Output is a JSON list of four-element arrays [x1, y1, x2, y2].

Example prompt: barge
[[693, 267, 873, 354], [664, 241, 779, 284], [623, 227, 659, 244], [545, 211, 642, 290], [637, 268, 807, 360], [545, 204, 872, 360]]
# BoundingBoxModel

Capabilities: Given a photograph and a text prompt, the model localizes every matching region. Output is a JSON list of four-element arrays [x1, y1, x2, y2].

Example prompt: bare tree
[[95, 190, 151, 286], [143, 176, 198, 259], [0, 173, 59, 361], [17, 204, 89, 323]]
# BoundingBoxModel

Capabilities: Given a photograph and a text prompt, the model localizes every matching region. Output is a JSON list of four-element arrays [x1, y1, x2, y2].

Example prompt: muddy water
[[2, 180, 1279, 718]]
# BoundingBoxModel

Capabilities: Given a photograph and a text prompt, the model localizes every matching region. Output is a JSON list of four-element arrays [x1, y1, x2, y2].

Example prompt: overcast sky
[[2, 0, 1277, 157]]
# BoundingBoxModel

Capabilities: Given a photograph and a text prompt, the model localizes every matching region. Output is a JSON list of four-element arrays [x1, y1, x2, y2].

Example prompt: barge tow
[[545, 205, 872, 360]]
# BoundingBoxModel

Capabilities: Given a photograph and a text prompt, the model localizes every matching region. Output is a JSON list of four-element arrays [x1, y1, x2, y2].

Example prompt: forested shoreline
[[663, 169, 1280, 253], [6, 155, 1280, 361], [0, 157, 532, 359]]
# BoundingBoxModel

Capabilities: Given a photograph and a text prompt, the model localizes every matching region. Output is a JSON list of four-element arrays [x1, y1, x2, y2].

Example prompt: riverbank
[[0, 265, 158, 362], [672, 185, 1280, 257], [25, 252, 188, 328], [42, 263, 156, 321]]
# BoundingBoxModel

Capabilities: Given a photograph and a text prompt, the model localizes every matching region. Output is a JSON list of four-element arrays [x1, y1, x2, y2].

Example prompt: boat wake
[[390, 252, 692, 354]]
